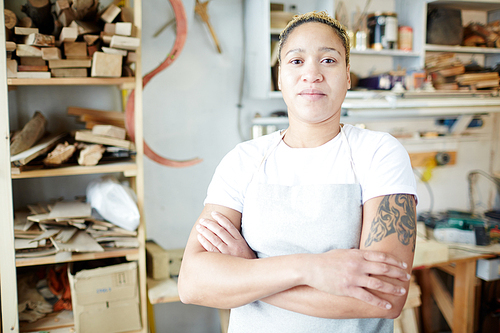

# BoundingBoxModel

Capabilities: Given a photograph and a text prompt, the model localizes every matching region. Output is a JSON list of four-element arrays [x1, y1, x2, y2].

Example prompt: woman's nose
[[302, 63, 323, 82]]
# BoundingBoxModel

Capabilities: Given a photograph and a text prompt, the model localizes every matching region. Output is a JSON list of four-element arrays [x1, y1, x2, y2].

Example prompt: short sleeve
[[204, 149, 247, 212], [360, 133, 418, 204], [203, 135, 271, 212]]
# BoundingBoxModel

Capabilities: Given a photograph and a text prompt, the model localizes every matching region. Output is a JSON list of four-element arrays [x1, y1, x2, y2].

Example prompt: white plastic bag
[[86, 176, 140, 231]]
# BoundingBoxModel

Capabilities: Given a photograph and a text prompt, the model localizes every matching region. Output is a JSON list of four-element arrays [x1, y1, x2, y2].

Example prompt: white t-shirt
[[205, 124, 418, 210], [205, 124, 417, 332]]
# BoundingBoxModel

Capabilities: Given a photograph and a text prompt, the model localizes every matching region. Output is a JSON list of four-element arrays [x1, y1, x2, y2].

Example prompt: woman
[[178, 11, 418, 332]]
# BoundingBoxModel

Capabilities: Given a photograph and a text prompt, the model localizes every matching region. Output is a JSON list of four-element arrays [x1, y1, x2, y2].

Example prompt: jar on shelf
[[367, 12, 398, 50]]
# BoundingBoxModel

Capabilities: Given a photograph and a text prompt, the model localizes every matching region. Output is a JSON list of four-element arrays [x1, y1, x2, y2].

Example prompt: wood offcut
[[195, 0, 222, 53], [10, 111, 47, 156]]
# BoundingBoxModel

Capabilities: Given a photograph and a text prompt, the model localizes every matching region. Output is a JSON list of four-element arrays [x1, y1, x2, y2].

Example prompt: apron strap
[[255, 126, 359, 184], [340, 124, 359, 184]]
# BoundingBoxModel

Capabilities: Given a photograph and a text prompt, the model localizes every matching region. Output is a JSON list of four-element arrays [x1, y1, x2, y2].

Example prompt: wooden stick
[[195, 0, 222, 53], [10, 111, 47, 155]]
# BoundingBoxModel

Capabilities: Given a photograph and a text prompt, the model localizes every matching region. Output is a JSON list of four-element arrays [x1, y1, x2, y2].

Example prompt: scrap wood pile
[[462, 22, 500, 48], [426, 52, 500, 91], [5, 0, 139, 79], [10, 107, 134, 173], [14, 198, 139, 259]]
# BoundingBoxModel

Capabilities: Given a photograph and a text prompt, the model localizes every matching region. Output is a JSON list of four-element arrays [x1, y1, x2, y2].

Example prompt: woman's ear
[[278, 66, 281, 90], [346, 64, 351, 90]]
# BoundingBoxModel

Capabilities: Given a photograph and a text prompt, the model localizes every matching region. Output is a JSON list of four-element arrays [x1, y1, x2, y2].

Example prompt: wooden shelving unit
[[11, 161, 138, 179], [7, 77, 136, 89], [424, 44, 500, 54], [16, 248, 140, 268], [0, 0, 148, 332], [245, 0, 500, 99]]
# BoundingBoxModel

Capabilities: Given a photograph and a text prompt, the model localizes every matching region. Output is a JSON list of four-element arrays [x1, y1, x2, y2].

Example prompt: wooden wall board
[[0, 0, 20, 330], [409, 151, 457, 168]]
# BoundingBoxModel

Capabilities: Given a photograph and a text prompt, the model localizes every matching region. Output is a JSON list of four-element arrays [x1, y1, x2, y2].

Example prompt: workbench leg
[[148, 297, 156, 333], [414, 269, 434, 333], [452, 260, 477, 333]]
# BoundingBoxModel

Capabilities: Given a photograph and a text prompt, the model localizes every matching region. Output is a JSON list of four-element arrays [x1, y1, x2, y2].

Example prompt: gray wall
[[141, 0, 285, 331]]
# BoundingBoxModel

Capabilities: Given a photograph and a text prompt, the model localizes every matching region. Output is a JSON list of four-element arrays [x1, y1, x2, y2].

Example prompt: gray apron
[[228, 126, 393, 333]]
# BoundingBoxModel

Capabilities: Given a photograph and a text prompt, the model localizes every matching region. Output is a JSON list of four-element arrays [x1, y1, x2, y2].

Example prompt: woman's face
[[278, 22, 350, 125]]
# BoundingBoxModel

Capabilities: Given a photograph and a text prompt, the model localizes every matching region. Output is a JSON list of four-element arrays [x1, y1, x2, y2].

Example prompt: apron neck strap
[[256, 125, 359, 184], [340, 124, 359, 184]]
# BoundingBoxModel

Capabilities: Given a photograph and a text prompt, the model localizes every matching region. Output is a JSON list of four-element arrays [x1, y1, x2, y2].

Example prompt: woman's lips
[[299, 89, 326, 101]]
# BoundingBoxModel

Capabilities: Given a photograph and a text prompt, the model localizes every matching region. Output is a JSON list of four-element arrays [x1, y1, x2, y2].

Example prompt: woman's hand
[[302, 249, 411, 310], [196, 211, 257, 259]]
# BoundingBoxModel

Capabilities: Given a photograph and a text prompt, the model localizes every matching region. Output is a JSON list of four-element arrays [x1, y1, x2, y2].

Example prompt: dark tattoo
[[364, 194, 416, 252]]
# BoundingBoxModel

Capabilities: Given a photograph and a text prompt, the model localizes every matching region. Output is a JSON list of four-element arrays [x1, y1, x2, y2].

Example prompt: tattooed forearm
[[364, 194, 416, 252]]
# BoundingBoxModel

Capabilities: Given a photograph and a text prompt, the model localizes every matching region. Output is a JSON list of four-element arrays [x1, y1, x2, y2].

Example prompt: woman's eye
[[290, 59, 302, 64], [322, 58, 336, 63]]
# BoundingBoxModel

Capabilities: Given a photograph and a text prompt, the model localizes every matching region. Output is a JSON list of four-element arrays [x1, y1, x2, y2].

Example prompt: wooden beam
[[109, 35, 140, 50], [67, 106, 124, 120], [19, 57, 45, 66], [59, 26, 77, 42], [101, 4, 121, 23], [453, 261, 478, 333], [14, 27, 38, 35], [51, 68, 87, 78], [437, 264, 455, 276], [48, 58, 91, 69], [64, 42, 88, 59], [92, 124, 126, 139], [16, 44, 42, 57], [6, 59, 17, 78], [42, 47, 62, 60], [429, 269, 453, 327]]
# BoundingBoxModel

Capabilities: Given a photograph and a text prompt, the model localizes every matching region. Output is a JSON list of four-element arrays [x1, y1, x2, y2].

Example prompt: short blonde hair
[[278, 11, 350, 66]]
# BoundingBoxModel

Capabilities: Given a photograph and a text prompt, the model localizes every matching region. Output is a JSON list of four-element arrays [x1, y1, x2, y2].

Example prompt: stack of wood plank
[[426, 52, 500, 90], [10, 106, 134, 173], [67, 106, 134, 164], [5, 0, 139, 79], [14, 200, 139, 259]]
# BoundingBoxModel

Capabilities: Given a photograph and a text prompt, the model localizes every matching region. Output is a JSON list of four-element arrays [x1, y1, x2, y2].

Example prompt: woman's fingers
[[347, 287, 393, 310], [364, 261, 411, 281], [197, 233, 221, 253], [211, 211, 242, 240], [358, 275, 407, 296], [196, 223, 227, 252], [197, 213, 257, 260], [362, 250, 408, 270], [199, 218, 233, 245]]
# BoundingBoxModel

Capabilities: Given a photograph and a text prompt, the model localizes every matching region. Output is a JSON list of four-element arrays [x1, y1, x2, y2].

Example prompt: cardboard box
[[145, 240, 170, 280], [68, 262, 142, 333], [167, 248, 185, 277]]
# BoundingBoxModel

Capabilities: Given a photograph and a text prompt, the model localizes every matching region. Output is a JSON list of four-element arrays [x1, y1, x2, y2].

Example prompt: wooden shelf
[[425, 44, 500, 54], [11, 161, 137, 179], [351, 49, 420, 57], [148, 277, 180, 304], [15, 248, 139, 267], [7, 77, 136, 89], [427, 0, 500, 12]]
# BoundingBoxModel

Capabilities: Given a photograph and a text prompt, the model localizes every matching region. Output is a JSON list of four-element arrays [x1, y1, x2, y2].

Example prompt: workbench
[[413, 244, 500, 333]]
